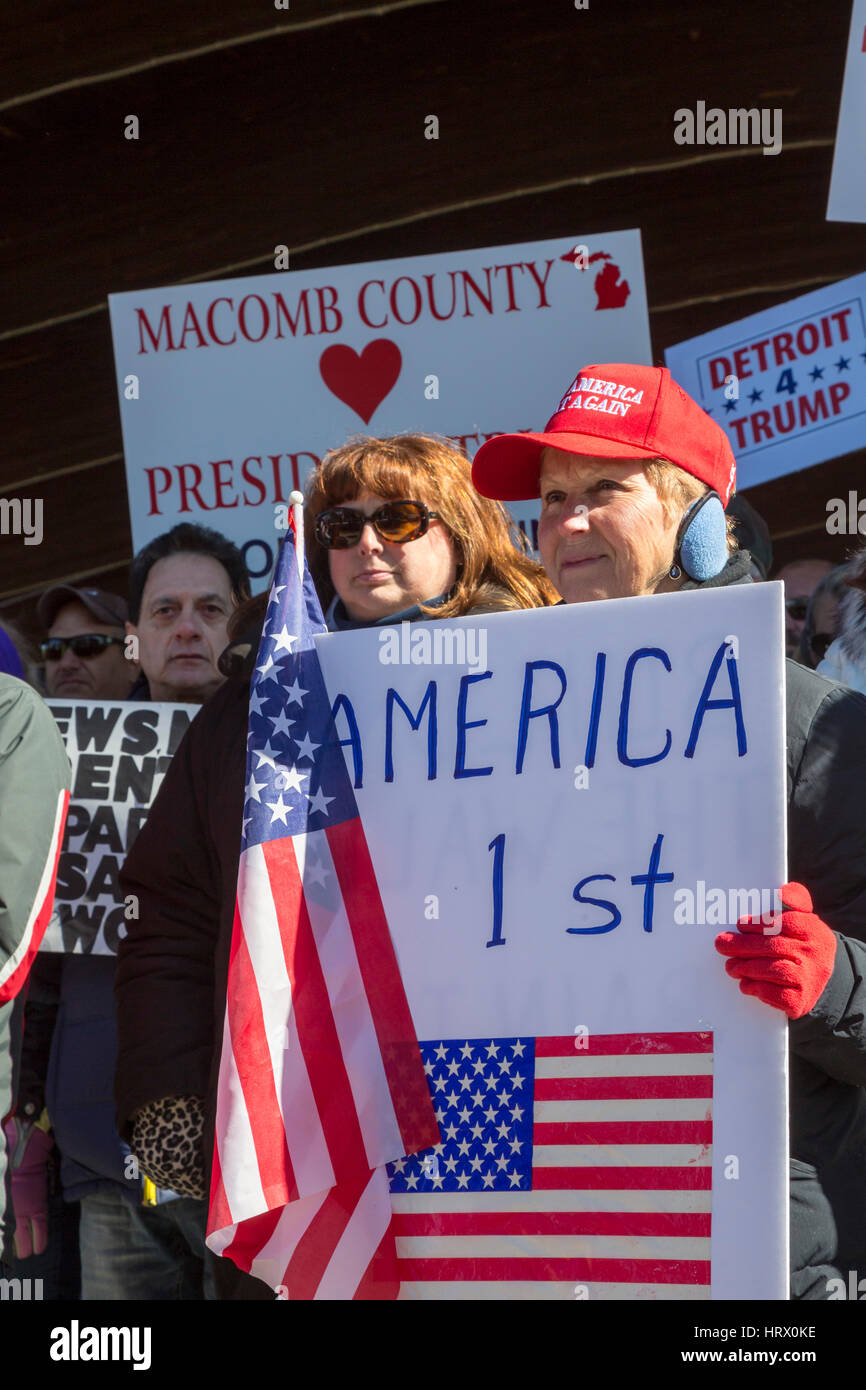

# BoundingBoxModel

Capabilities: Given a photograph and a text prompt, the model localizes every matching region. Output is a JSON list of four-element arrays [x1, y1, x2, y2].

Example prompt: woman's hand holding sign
[[715, 881, 837, 1019]]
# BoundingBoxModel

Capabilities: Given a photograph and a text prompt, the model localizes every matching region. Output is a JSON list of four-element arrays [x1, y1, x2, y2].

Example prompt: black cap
[[38, 585, 128, 631]]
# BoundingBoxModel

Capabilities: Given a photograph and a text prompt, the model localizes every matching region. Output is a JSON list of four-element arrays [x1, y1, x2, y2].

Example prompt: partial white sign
[[109, 234, 651, 581], [828, 0, 866, 224], [665, 273, 866, 487]]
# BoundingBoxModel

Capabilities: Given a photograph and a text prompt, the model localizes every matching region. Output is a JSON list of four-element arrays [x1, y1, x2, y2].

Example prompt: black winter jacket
[[688, 553, 866, 1296]]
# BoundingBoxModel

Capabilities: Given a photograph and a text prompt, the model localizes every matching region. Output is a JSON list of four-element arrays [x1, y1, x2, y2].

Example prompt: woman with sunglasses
[[114, 434, 555, 1299], [797, 565, 848, 672], [815, 545, 866, 694], [306, 433, 556, 625]]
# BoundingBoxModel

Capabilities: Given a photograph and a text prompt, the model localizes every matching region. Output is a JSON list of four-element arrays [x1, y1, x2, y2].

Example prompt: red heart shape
[[319, 339, 402, 424]]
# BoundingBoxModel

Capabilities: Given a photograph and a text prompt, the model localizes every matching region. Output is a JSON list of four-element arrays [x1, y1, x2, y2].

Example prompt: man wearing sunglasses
[[773, 557, 834, 660], [38, 587, 139, 701], [22, 553, 247, 1302]]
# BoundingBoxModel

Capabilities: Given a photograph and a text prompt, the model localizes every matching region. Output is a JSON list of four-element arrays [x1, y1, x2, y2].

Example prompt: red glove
[[714, 881, 837, 1020], [2, 1116, 54, 1258]]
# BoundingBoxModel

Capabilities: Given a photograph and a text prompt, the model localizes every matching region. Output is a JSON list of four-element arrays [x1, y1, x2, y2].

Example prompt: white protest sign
[[108, 233, 650, 580], [828, 0, 866, 224], [41, 700, 198, 955], [665, 273, 866, 487], [315, 584, 788, 1299]]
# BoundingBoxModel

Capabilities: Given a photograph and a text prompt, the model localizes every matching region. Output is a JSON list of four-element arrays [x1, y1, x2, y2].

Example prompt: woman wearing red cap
[[472, 362, 866, 1302]]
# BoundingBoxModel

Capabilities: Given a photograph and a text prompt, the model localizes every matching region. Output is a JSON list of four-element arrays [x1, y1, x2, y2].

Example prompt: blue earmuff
[[674, 492, 728, 582]]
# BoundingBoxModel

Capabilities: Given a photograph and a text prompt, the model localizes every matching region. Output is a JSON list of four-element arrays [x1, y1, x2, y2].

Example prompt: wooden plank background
[[2, 0, 864, 631]]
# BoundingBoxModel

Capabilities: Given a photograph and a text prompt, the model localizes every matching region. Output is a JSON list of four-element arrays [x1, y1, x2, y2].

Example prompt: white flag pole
[[289, 489, 305, 580]]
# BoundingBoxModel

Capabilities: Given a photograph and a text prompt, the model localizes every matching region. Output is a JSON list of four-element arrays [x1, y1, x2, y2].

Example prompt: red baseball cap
[[472, 363, 736, 505]]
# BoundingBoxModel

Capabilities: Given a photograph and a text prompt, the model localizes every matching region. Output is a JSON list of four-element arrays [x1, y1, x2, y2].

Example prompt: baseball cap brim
[[37, 585, 128, 629], [472, 430, 667, 502]]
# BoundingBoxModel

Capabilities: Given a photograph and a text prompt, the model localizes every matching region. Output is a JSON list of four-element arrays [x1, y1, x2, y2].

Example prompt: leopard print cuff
[[130, 1095, 207, 1200]]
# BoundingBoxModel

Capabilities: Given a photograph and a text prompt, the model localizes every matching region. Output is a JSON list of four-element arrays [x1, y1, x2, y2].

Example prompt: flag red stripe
[[354, 1225, 400, 1301], [326, 818, 438, 1154], [265, 841, 370, 1182], [222, 1205, 283, 1277], [397, 1257, 710, 1283], [207, 1142, 232, 1236], [536, 1033, 712, 1056], [226, 909, 298, 1203], [393, 1211, 711, 1237], [285, 1177, 370, 1300], [533, 1120, 712, 1145], [209, 914, 246, 1242], [532, 1166, 712, 1190], [535, 1075, 713, 1100]]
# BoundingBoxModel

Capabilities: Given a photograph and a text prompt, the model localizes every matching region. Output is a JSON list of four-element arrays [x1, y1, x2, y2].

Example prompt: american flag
[[206, 514, 439, 1299], [388, 1031, 713, 1299]]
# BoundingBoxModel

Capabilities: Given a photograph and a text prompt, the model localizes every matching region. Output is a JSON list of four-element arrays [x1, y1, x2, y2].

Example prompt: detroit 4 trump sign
[[665, 272, 866, 488], [313, 582, 788, 1299], [108, 231, 649, 579]]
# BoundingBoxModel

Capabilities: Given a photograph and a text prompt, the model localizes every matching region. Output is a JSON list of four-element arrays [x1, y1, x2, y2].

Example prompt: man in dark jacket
[[470, 361, 866, 1299], [20, 529, 250, 1301], [115, 632, 263, 1299]]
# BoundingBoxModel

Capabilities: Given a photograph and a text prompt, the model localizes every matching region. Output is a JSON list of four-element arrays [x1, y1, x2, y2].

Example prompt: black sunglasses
[[785, 598, 809, 622], [315, 499, 441, 550], [41, 634, 125, 662]]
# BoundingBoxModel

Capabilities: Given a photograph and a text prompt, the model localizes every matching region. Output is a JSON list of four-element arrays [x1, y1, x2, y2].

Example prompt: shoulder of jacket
[[0, 678, 69, 779], [0, 672, 37, 704], [786, 657, 866, 719], [785, 658, 866, 779], [0, 676, 57, 735], [185, 676, 250, 751]]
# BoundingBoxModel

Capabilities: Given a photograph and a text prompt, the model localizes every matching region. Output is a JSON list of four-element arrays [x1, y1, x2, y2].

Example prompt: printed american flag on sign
[[206, 514, 438, 1299], [388, 1031, 713, 1299]]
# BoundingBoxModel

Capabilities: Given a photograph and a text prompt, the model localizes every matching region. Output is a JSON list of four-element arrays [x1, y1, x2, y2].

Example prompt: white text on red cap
[[556, 376, 646, 419]]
